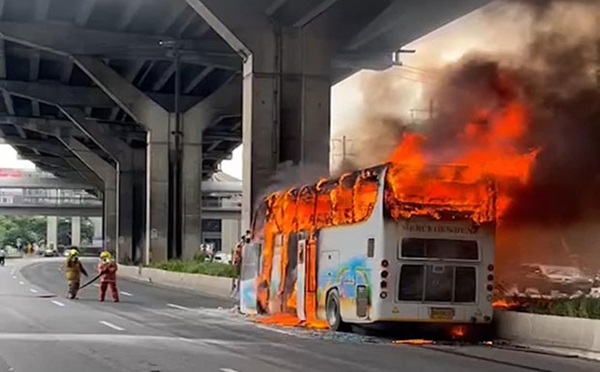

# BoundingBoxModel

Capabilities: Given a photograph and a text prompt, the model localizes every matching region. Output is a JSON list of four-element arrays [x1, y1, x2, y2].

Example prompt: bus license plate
[[430, 308, 455, 320]]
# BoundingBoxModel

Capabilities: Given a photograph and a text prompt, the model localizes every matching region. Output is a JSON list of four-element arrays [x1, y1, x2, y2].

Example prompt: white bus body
[[241, 165, 496, 330]]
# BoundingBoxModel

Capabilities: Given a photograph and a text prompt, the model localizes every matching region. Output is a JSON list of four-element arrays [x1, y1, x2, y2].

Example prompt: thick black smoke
[[398, 0, 600, 228]]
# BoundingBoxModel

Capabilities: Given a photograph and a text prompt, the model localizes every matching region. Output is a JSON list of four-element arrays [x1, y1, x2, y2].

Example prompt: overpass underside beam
[[186, 0, 333, 229]]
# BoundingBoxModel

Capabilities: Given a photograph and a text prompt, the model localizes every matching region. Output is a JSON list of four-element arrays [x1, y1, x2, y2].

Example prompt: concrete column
[[91, 217, 102, 240], [75, 58, 171, 264], [46, 216, 57, 250], [117, 169, 135, 262], [61, 107, 135, 263], [185, 1, 333, 229], [71, 216, 81, 246], [222, 219, 240, 254], [132, 148, 147, 264], [181, 115, 203, 261], [65, 138, 118, 254]]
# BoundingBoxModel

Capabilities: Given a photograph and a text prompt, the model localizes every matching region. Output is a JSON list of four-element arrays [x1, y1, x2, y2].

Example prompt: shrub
[[525, 297, 600, 320], [149, 259, 237, 278]]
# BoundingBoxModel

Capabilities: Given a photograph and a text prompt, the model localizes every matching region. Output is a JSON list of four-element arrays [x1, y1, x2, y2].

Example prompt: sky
[[0, 2, 520, 180]]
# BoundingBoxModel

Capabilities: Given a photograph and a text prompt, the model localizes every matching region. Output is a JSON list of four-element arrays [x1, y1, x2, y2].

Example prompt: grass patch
[[523, 297, 600, 320], [149, 258, 237, 278]]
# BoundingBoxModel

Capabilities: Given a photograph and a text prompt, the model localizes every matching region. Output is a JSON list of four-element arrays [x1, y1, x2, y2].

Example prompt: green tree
[[0, 216, 94, 248]]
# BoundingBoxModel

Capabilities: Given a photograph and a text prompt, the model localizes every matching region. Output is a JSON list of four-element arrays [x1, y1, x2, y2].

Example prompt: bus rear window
[[400, 238, 479, 260]]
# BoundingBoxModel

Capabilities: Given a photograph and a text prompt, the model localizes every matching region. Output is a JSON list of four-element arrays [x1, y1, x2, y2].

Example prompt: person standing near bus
[[0, 247, 6, 266], [98, 251, 119, 302]]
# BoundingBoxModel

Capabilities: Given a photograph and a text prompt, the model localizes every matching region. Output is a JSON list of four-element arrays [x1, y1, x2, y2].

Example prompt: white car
[[212, 252, 232, 264]]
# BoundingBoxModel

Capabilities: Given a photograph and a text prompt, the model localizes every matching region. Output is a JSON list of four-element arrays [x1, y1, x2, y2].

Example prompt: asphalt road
[[0, 258, 598, 372]]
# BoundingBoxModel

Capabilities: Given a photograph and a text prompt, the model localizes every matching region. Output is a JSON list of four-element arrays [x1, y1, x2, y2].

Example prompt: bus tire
[[326, 291, 348, 332]]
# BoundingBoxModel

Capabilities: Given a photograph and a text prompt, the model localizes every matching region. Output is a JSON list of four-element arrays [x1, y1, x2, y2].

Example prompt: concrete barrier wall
[[495, 310, 600, 353], [118, 265, 232, 299]]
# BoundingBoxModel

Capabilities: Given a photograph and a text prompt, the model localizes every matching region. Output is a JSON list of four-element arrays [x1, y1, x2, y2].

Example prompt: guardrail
[[0, 195, 102, 206]]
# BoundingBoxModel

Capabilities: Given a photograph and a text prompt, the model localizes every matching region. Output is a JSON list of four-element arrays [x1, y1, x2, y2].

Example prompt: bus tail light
[[488, 264, 494, 272], [381, 260, 389, 268], [381, 280, 388, 289], [381, 270, 389, 278], [380, 292, 388, 299], [486, 284, 494, 292], [487, 274, 494, 281]]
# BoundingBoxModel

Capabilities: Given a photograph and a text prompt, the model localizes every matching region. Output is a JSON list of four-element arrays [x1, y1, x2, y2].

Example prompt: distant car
[[43, 248, 58, 257], [513, 264, 594, 295], [212, 252, 232, 264]]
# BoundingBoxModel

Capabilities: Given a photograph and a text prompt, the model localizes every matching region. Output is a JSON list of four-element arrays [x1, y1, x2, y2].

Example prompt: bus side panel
[[317, 215, 384, 323]]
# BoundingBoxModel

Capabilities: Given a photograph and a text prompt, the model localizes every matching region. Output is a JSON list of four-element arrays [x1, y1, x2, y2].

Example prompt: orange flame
[[250, 73, 537, 330]]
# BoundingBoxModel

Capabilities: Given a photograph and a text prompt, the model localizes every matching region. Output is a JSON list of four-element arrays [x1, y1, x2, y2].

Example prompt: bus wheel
[[326, 291, 348, 332]]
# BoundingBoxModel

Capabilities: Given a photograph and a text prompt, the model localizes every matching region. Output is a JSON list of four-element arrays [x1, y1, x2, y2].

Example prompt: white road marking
[[99, 321, 124, 332], [29, 288, 38, 293], [11, 275, 16, 279], [51, 300, 65, 307], [220, 369, 240, 372], [93, 283, 100, 287], [18, 281, 24, 285], [119, 291, 133, 297], [167, 303, 190, 311]]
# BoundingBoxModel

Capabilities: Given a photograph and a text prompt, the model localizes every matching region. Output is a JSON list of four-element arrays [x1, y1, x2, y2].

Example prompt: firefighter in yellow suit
[[65, 249, 88, 299]]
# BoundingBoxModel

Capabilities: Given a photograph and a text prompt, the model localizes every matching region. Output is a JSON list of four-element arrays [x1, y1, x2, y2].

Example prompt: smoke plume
[[350, 0, 600, 226]]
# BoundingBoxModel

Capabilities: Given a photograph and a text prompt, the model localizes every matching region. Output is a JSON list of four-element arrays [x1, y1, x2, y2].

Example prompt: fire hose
[[79, 270, 106, 290]]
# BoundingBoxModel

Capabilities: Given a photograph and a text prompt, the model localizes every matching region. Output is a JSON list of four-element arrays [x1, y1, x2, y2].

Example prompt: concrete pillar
[[65, 138, 118, 254], [75, 58, 236, 263], [72, 58, 171, 264], [222, 219, 241, 255], [132, 148, 147, 264], [181, 113, 203, 261], [61, 107, 136, 263], [185, 0, 333, 229], [91, 217, 102, 240], [71, 216, 81, 246], [46, 216, 57, 250]]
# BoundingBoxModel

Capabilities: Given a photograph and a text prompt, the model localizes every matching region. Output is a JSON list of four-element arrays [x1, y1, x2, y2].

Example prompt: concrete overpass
[[0, 0, 490, 263], [0, 199, 242, 220]]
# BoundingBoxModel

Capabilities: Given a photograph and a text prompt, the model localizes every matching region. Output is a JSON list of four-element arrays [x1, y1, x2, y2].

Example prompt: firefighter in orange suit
[[98, 251, 119, 302]]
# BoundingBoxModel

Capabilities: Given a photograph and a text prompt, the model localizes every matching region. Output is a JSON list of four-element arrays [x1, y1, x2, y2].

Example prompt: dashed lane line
[[29, 288, 38, 294], [51, 301, 65, 307], [120, 291, 133, 297], [92, 283, 100, 287], [220, 369, 240, 372], [167, 303, 190, 311], [18, 281, 24, 285], [99, 321, 125, 332], [11, 276, 16, 279]]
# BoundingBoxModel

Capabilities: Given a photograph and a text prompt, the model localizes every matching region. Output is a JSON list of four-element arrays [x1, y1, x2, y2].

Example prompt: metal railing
[[0, 195, 102, 206]]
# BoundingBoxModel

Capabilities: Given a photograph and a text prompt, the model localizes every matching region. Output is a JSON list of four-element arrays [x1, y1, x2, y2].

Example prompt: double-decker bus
[[240, 163, 496, 334]]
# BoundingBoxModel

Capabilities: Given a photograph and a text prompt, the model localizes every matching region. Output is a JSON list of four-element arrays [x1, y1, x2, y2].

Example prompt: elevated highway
[[0, 0, 490, 263]]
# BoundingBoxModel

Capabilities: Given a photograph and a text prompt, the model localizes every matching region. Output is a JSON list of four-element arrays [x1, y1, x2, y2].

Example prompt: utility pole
[[331, 136, 356, 165], [409, 99, 436, 124]]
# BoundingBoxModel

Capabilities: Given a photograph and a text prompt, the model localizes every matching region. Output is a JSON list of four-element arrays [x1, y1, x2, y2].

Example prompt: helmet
[[68, 249, 78, 257], [100, 251, 112, 260]]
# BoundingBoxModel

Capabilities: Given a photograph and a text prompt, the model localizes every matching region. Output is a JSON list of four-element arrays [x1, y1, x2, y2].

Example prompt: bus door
[[240, 243, 261, 315], [283, 233, 298, 312], [296, 238, 307, 321], [296, 233, 318, 321], [268, 234, 285, 314]]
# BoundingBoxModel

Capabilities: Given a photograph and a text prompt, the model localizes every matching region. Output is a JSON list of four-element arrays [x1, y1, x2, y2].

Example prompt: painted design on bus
[[317, 255, 372, 317]]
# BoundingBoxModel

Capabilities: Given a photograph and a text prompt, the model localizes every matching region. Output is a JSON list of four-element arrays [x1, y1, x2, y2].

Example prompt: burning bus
[[239, 161, 497, 333]]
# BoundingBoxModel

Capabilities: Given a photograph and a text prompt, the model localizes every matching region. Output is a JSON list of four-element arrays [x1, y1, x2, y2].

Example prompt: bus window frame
[[396, 238, 481, 263]]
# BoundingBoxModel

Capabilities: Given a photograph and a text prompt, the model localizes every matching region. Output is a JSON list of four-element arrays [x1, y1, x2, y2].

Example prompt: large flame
[[251, 72, 538, 329]]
